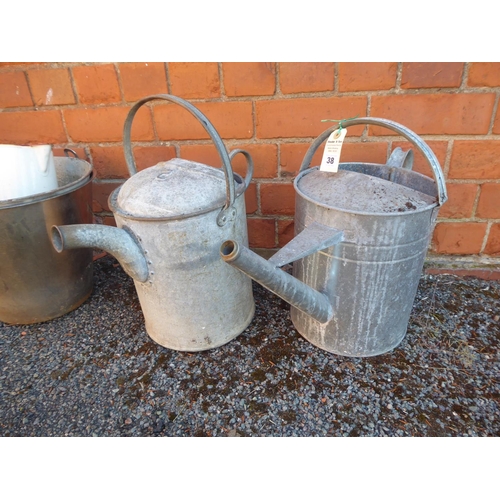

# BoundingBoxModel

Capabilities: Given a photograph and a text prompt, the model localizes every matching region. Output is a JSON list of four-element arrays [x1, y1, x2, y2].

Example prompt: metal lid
[[296, 167, 437, 215], [114, 158, 244, 220]]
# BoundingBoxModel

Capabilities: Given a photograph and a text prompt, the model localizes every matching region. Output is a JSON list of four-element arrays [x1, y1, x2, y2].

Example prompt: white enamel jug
[[0, 144, 58, 201]]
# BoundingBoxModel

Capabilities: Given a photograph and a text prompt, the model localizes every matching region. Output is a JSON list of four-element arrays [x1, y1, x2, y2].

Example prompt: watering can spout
[[52, 224, 149, 283], [220, 239, 334, 324]]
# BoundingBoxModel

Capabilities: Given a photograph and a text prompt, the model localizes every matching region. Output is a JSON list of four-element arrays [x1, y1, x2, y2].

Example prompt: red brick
[[260, 182, 295, 215], [493, 105, 500, 134], [223, 62, 275, 96], [180, 143, 260, 180], [179, 144, 222, 168], [370, 94, 495, 135], [338, 62, 397, 91], [154, 101, 253, 140], [401, 63, 463, 89], [278, 219, 295, 246], [169, 62, 220, 99], [256, 96, 367, 139], [64, 106, 154, 143], [484, 223, 500, 255], [247, 218, 275, 248], [438, 183, 478, 219], [244, 182, 258, 214], [280, 141, 389, 177], [0, 71, 33, 108], [279, 63, 334, 94], [476, 184, 500, 218], [392, 140, 448, 178], [448, 141, 500, 179], [231, 144, 277, 179], [468, 63, 500, 87], [72, 64, 121, 105], [133, 146, 176, 171], [92, 180, 124, 212], [280, 143, 321, 177], [27, 68, 75, 106], [118, 63, 168, 102], [0, 110, 66, 143], [180, 143, 277, 179], [431, 222, 487, 255], [90, 146, 130, 179], [0, 63, 41, 68], [102, 216, 117, 227]]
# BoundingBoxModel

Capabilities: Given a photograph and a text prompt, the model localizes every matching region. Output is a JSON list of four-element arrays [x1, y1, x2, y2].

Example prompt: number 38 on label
[[326, 157, 335, 164]]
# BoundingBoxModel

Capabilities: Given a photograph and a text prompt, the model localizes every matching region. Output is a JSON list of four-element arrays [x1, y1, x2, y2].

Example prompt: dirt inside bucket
[[298, 169, 437, 214]]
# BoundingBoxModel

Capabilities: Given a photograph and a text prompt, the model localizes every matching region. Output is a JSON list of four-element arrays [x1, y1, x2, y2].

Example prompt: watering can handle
[[228, 149, 254, 192], [299, 117, 448, 206], [123, 94, 241, 224]]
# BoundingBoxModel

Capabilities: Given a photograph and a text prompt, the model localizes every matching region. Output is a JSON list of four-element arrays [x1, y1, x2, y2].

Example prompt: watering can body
[[290, 166, 440, 356], [52, 94, 255, 351], [222, 118, 447, 357], [107, 159, 254, 352]]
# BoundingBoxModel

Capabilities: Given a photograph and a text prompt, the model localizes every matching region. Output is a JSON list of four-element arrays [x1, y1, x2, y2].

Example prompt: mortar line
[[480, 221, 492, 254], [165, 63, 172, 95], [442, 139, 454, 179], [113, 63, 125, 103], [471, 180, 483, 219], [395, 62, 403, 91], [460, 62, 469, 91]]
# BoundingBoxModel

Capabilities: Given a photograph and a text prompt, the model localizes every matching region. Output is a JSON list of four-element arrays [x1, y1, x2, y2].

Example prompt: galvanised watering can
[[221, 117, 447, 357], [52, 94, 255, 352]]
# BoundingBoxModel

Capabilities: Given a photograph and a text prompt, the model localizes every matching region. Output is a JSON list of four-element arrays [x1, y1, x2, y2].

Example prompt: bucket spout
[[52, 224, 149, 283], [220, 240, 333, 324]]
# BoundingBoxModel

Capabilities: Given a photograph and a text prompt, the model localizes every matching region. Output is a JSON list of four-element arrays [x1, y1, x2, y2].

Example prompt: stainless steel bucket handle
[[299, 117, 448, 206], [123, 93, 249, 226], [63, 148, 79, 158]]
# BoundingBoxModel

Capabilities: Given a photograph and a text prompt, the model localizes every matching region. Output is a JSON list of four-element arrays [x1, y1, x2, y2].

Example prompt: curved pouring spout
[[220, 222, 343, 324], [52, 224, 149, 283]]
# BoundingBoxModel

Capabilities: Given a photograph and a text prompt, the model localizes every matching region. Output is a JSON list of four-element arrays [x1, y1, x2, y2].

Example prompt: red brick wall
[[1, 62, 499, 258]]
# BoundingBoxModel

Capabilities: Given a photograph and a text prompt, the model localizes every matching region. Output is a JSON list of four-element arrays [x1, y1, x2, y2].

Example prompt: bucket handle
[[123, 94, 249, 226], [299, 117, 448, 206], [63, 148, 79, 159]]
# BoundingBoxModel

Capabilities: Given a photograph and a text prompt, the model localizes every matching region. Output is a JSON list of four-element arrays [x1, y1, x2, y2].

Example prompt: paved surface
[[1, 255, 499, 436]]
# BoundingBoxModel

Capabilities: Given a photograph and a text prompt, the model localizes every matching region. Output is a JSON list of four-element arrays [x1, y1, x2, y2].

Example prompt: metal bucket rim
[[0, 158, 93, 209], [294, 166, 439, 217]]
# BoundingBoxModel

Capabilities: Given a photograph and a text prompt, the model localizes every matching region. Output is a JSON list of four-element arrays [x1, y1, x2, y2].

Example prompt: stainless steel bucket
[[0, 152, 93, 324]]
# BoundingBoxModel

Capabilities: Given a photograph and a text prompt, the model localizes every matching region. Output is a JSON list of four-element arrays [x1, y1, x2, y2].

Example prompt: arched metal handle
[[64, 148, 79, 159], [228, 149, 254, 191], [299, 117, 448, 206], [123, 94, 239, 222]]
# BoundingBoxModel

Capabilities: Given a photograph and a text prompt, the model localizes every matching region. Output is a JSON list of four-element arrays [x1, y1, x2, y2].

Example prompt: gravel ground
[[1, 255, 499, 437]]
